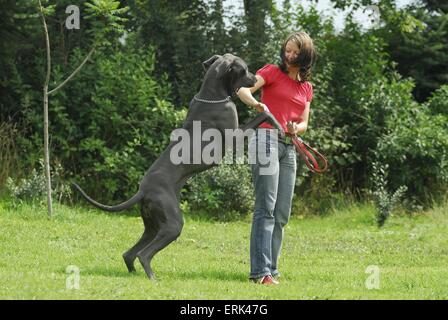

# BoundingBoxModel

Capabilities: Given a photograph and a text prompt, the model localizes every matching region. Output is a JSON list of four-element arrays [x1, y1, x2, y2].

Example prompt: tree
[[383, 1, 448, 101], [130, 0, 212, 106], [330, 0, 447, 102], [37, 0, 128, 217], [243, 0, 272, 71]]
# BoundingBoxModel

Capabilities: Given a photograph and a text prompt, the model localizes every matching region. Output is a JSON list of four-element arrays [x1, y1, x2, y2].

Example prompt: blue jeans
[[248, 129, 297, 279]]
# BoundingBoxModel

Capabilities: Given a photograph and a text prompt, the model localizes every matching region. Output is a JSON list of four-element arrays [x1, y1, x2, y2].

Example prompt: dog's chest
[[186, 102, 238, 129]]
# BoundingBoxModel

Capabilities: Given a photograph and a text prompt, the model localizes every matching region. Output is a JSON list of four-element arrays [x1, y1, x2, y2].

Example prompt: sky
[[224, 0, 418, 32]]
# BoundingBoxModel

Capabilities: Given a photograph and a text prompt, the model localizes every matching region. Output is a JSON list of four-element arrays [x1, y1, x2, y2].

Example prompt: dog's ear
[[216, 58, 234, 79], [202, 55, 221, 71]]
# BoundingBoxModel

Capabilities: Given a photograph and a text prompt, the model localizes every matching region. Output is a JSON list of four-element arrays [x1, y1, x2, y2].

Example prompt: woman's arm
[[287, 101, 311, 136], [237, 75, 267, 112]]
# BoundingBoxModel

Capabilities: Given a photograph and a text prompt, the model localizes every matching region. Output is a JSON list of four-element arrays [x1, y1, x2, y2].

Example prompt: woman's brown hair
[[279, 31, 316, 82]]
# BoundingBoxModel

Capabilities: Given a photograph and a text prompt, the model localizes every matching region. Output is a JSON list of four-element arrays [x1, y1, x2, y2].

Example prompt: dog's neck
[[196, 73, 231, 101]]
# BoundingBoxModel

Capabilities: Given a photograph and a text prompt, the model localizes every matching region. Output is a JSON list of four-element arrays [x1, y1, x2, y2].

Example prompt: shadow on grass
[[161, 269, 248, 282], [64, 266, 248, 282], [79, 267, 141, 278]]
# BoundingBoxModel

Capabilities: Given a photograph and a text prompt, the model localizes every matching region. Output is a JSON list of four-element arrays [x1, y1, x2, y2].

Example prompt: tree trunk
[[39, 0, 53, 218], [43, 88, 53, 217]]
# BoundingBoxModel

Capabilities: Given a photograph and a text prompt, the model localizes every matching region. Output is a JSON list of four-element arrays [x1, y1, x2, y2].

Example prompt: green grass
[[0, 199, 447, 299]]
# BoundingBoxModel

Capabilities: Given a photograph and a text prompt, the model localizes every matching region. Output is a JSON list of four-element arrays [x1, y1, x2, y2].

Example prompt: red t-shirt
[[256, 64, 313, 132]]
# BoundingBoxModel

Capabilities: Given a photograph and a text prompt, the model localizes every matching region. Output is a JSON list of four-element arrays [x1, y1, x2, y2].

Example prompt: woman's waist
[[255, 128, 294, 145]]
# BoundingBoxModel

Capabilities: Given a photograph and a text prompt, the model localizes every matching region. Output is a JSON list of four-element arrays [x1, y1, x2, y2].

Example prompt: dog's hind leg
[[123, 230, 155, 273], [122, 204, 157, 273], [137, 207, 184, 280]]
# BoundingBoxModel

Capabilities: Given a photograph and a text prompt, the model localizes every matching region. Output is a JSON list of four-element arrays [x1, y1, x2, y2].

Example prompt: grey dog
[[73, 54, 284, 280]]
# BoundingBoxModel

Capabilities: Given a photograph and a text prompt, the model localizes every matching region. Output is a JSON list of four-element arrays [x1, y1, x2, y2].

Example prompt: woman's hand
[[286, 121, 300, 135], [287, 121, 307, 136], [253, 102, 269, 113], [236, 75, 267, 112]]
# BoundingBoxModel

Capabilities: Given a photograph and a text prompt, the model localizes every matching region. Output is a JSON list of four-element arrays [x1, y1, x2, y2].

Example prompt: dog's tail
[[72, 182, 144, 212]]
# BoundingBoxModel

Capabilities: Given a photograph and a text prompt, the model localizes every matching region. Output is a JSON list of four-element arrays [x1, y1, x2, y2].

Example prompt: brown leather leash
[[288, 133, 329, 173]]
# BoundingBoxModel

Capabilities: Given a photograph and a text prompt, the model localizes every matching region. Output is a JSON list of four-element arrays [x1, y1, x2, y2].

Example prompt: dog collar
[[193, 95, 232, 104]]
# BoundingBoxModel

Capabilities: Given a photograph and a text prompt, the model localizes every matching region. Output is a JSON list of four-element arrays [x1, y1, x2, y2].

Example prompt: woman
[[237, 31, 316, 285]]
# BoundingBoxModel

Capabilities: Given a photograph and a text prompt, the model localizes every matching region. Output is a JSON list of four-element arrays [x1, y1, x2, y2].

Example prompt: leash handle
[[260, 106, 327, 172], [290, 135, 328, 173]]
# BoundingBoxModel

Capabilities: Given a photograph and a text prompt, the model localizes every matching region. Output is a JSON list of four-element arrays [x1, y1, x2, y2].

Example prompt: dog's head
[[202, 54, 257, 96]]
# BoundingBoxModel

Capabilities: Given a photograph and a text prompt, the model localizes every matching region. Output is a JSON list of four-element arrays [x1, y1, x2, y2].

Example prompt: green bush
[[375, 81, 448, 206], [5, 159, 72, 207], [0, 122, 19, 189], [183, 154, 255, 220], [370, 162, 407, 227], [427, 85, 448, 116], [294, 172, 354, 216], [377, 109, 448, 206]]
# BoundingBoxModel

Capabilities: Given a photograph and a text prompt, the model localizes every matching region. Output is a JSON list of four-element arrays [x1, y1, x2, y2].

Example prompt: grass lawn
[[0, 199, 447, 299]]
